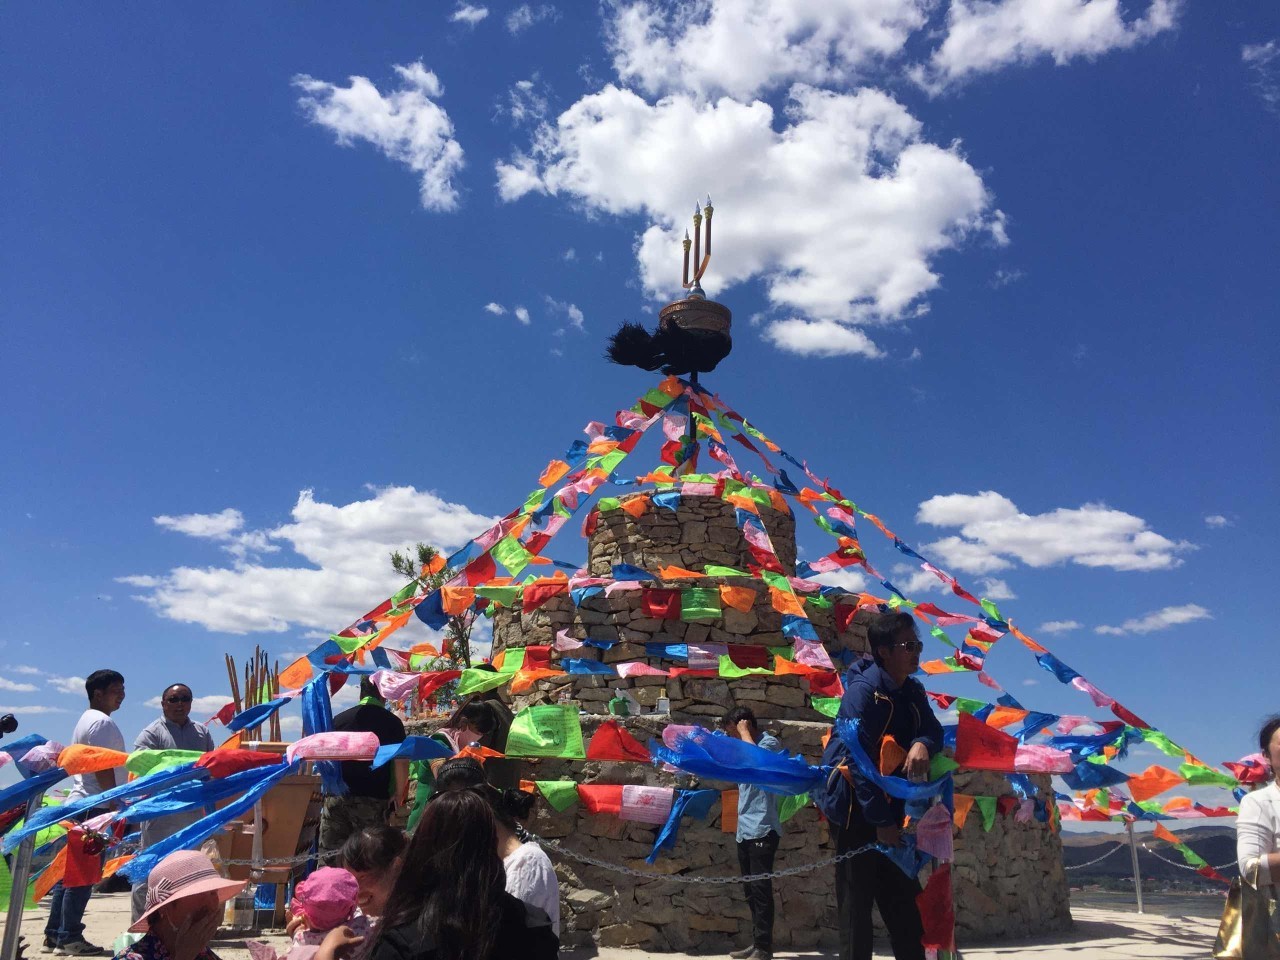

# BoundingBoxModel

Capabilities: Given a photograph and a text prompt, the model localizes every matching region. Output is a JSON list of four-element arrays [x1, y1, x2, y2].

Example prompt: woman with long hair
[[434, 757, 560, 936], [1237, 715, 1280, 887], [369, 789, 557, 960]]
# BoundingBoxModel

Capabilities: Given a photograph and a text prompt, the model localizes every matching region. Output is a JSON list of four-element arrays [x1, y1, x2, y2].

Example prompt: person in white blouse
[[434, 757, 561, 938], [1236, 716, 1280, 890]]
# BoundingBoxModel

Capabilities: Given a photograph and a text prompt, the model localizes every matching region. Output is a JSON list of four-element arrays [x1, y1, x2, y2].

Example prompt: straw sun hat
[[129, 850, 247, 934]]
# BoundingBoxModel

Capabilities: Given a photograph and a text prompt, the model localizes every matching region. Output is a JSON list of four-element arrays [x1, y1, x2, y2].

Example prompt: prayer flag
[[506, 705, 586, 759]]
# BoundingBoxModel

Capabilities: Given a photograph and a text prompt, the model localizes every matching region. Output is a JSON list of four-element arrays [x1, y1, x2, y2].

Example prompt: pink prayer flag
[[554, 630, 584, 652], [585, 420, 606, 440], [604, 580, 644, 596], [681, 482, 717, 496], [688, 643, 728, 670], [793, 639, 834, 670], [286, 731, 379, 764], [616, 662, 668, 678], [914, 803, 954, 861], [662, 412, 687, 442], [620, 785, 674, 825], [977, 672, 1001, 691], [1056, 715, 1092, 734], [371, 670, 421, 702], [1070, 676, 1115, 708], [568, 576, 610, 590], [1014, 744, 1075, 774], [1015, 799, 1034, 823], [662, 725, 701, 750], [21, 742, 66, 773]]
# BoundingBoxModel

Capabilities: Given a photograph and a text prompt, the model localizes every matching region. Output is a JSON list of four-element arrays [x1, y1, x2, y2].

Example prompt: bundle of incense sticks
[[224, 647, 281, 742]]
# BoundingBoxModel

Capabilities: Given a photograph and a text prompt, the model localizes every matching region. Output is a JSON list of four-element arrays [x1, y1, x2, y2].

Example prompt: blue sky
[[2, 2, 1277, 809]]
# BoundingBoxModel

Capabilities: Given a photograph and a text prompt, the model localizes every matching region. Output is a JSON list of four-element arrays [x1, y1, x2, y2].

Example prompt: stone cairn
[[409, 490, 1072, 951]]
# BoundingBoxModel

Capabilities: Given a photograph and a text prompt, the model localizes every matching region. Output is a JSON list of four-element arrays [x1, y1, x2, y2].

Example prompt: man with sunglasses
[[813, 612, 943, 960], [129, 683, 215, 922]]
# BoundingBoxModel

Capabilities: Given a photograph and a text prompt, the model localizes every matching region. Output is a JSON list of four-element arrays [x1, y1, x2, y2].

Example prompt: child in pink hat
[[247, 867, 370, 960]]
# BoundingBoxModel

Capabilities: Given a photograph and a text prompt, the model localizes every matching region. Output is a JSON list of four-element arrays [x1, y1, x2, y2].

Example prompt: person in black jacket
[[367, 788, 557, 960], [817, 612, 943, 960]]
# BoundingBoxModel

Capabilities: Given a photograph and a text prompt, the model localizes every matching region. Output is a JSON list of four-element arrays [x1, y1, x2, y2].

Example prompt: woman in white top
[[434, 757, 561, 938], [1236, 716, 1280, 889]]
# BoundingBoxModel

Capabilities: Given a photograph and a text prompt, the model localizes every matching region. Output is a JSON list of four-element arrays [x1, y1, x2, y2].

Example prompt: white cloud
[[916, 490, 1191, 573], [763, 319, 885, 359], [280, 715, 303, 734], [915, 0, 1181, 91], [484, 302, 507, 315], [144, 694, 233, 715], [450, 3, 489, 26], [10, 666, 42, 676], [47, 675, 87, 695], [155, 508, 245, 539], [499, 84, 999, 344], [1204, 514, 1233, 528], [545, 297, 585, 331], [1021, 678, 1039, 686], [990, 267, 1023, 288], [811, 568, 870, 593], [563, 248, 577, 261], [606, 0, 930, 100], [0, 705, 68, 715], [1037, 619, 1082, 634], [977, 577, 1016, 600], [513, 306, 531, 325], [1243, 40, 1280, 113], [507, 4, 557, 34], [1094, 604, 1210, 636], [497, 76, 551, 127], [293, 61, 465, 212], [0, 678, 37, 693], [120, 486, 499, 635]]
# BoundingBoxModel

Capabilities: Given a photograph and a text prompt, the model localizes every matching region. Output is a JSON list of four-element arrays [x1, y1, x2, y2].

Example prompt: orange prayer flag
[[35, 847, 68, 902], [620, 496, 648, 518], [457, 745, 504, 764], [1128, 765, 1186, 803], [659, 564, 705, 579], [409, 642, 440, 657], [986, 706, 1029, 729], [102, 855, 133, 879], [518, 780, 538, 794], [725, 494, 759, 513], [423, 553, 447, 575], [768, 586, 805, 618], [658, 376, 683, 397], [1163, 796, 1194, 811], [856, 593, 888, 609], [587, 438, 620, 455], [218, 732, 243, 750], [539, 459, 570, 488], [719, 585, 756, 612], [440, 586, 476, 616], [953, 794, 976, 829], [57, 745, 129, 776], [773, 658, 820, 677], [1008, 624, 1047, 655], [861, 512, 896, 539], [511, 668, 565, 695], [879, 736, 907, 777], [721, 790, 739, 835], [767, 490, 789, 514], [278, 656, 314, 690], [1152, 822, 1180, 845], [1102, 746, 1119, 760], [921, 660, 960, 675]]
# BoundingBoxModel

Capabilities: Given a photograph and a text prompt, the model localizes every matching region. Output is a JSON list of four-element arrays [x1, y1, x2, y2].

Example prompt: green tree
[[390, 542, 474, 670]]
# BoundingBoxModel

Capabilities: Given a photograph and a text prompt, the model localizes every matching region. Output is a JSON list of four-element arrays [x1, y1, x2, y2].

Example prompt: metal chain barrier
[[525, 831, 879, 884], [1063, 843, 1126, 870], [219, 851, 318, 868], [1139, 843, 1238, 873]]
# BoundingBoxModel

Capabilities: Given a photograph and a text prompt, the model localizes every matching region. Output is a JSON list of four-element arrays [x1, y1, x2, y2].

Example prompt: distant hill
[[1061, 825, 1238, 887]]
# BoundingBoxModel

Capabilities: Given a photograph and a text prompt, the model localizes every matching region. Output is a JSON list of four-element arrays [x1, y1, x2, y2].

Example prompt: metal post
[[2, 791, 46, 960], [1126, 821, 1145, 914]]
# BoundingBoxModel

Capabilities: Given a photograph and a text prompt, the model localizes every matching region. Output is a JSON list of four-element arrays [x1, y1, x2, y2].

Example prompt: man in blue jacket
[[815, 612, 943, 960]]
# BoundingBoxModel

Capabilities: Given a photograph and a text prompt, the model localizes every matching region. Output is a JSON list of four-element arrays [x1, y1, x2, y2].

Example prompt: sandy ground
[[13, 891, 1218, 959]]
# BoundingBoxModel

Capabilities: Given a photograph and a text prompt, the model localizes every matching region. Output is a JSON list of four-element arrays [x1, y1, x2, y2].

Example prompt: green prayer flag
[[595, 496, 621, 512], [641, 386, 676, 409], [768, 645, 794, 661], [1179, 763, 1239, 789], [492, 536, 534, 576], [952, 698, 986, 714], [811, 697, 840, 718], [1141, 729, 1186, 758], [779, 792, 810, 823], [476, 585, 520, 607], [520, 488, 546, 515], [930, 754, 960, 778], [536, 780, 581, 812], [496, 648, 526, 676], [0, 855, 38, 910], [979, 599, 1004, 622], [127, 749, 204, 778], [505, 705, 585, 759], [805, 594, 832, 609], [704, 565, 750, 577], [974, 795, 997, 832], [681, 587, 722, 621], [717, 656, 771, 679], [392, 581, 419, 606], [759, 570, 789, 590], [455, 668, 511, 697], [929, 626, 955, 647], [597, 449, 629, 473], [330, 633, 372, 654]]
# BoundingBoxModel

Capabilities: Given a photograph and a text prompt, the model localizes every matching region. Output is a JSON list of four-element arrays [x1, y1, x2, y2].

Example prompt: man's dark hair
[[359, 676, 382, 702], [162, 683, 191, 696], [341, 824, 407, 874], [867, 612, 917, 664], [85, 670, 124, 702], [1259, 716, 1280, 757], [457, 701, 497, 735], [722, 706, 758, 731], [434, 756, 536, 830]]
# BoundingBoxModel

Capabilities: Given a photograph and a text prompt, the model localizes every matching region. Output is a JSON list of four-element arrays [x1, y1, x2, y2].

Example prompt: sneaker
[[730, 948, 756, 959], [58, 941, 108, 957], [41, 937, 58, 954]]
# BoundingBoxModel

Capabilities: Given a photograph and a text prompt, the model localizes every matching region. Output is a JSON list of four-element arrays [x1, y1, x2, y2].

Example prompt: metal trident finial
[[682, 197, 714, 290]]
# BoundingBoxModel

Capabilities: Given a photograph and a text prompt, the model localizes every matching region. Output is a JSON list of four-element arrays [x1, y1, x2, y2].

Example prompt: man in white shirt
[[43, 669, 125, 956], [129, 683, 215, 921]]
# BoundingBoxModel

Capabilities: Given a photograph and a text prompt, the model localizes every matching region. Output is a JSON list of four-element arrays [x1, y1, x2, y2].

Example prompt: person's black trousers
[[736, 831, 780, 952], [829, 821, 925, 960]]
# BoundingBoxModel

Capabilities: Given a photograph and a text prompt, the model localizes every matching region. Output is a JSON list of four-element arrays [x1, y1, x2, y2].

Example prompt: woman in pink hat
[[112, 850, 246, 960]]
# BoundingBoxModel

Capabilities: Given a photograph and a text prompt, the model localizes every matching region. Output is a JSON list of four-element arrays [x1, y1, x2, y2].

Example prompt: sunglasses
[[888, 640, 924, 652], [165, 695, 193, 704]]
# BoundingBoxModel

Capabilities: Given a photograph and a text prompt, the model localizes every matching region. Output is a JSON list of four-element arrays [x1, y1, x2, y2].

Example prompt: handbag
[[1214, 863, 1280, 959]]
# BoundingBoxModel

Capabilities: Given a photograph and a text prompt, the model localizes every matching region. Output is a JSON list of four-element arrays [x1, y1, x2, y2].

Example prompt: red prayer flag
[[916, 863, 955, 951], [209, 701, 237, 726], [522, 580, 568, 612], [578, 784, 625, 815], [642, 588, 682, 620], [954, 712, 1019, 772], [585, 720, 652, 762], [63, 829, 105, 888], [195, 749, 285, 779]]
